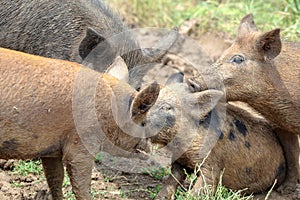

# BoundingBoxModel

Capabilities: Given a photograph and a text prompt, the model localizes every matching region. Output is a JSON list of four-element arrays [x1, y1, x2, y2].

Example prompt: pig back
[[0, 0, 130, 65]]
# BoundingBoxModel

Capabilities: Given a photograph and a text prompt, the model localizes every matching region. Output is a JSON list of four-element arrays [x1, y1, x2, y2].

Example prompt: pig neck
[[94, 74, 141, 151], [248, 95, 299, 134], [246, 60, 300, 134]]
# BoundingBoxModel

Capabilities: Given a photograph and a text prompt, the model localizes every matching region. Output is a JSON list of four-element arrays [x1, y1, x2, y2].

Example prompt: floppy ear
[[254, 29, 281, 60], [78, 27, 105, 60], [106, 56, 129, 82], [130, 82, 160, 123], [165, 72, 184, 85], [237, 13, 258, 39], [186, 90, 223, 119]]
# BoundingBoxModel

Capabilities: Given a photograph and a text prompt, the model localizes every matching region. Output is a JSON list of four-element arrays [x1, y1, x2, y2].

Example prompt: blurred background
[[107, 0, 299, 41]]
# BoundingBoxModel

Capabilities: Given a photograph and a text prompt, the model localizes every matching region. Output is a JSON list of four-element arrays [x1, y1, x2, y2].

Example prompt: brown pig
[[134, 73, 286, 199], [191, 14, 300, 193], [0, 48, 160, 200]]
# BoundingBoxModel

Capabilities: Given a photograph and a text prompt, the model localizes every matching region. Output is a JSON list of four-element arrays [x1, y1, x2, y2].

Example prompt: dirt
[[0, 27, 299, 200]]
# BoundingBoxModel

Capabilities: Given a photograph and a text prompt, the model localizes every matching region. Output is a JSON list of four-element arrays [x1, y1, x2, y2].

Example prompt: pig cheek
[[143, 117, 163, 138], [218, 63, 235, 84]]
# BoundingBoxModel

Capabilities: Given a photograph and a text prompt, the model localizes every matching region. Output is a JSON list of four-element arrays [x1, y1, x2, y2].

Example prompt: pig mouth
[[187, 76, 227, 94], [186, 77, 208, 92], [187, 77, 222, 92]]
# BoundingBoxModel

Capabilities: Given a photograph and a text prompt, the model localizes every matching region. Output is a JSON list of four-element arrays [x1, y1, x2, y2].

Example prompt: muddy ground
[[0, 25, 299, 200]]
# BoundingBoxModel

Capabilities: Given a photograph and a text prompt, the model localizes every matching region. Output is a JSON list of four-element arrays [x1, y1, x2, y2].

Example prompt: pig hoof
[[276, 181, 297, 194]]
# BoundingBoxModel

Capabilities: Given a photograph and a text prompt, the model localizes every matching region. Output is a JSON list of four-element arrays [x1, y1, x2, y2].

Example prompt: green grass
[[11, 160, 44, 189], [108, 0, 299, 41], [148, 185, 162, 199], [10, 160, 264, 200], [146, 162, 257, 200], [143, 166, 171, 180], [174, 186, 254, 200], [12, 160, 43, 176], [173, 167, 255, 200]]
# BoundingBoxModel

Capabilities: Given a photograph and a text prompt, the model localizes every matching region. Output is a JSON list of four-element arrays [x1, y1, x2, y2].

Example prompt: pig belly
[[0, 120, 64, 159]]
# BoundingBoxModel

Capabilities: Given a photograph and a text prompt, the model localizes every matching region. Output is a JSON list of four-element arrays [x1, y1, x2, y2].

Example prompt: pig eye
[[160, 104, 172, 111], [230, 55, 245, 64]]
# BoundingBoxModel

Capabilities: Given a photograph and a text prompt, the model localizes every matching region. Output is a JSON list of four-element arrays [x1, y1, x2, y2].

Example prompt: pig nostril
[[187, 78, 202, 92], [136, 86, 141, 91]]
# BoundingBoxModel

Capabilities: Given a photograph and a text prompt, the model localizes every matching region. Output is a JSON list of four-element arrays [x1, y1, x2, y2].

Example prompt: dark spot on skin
[[246, 167, 251, 175], [234, 119, 247, 136], [245, 141, 251, 149], [2, 139, 18, 151], [217, 129, 224, 140], [275, 163, 285, 179], [166, 116, 176, 127], [0, 139, 20, 158], [229, 131, 235, 141], [33, 134, 39, 139]]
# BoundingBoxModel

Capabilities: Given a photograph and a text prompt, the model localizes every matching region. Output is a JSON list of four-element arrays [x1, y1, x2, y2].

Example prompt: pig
[[0, 47, 160, 200], [191, 13, 300, 193], [0, 0, 178, 88], [134, 73, 286, 199]]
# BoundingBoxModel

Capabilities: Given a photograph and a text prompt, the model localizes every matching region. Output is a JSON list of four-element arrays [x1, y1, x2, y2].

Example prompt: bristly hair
[[83, 0, 126, 29]]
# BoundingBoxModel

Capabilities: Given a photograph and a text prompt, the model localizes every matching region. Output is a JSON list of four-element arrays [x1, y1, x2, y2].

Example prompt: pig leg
[[64, 139, 94, 200], [41, 157, 64, 200], [155, 162, 186, 200], [66, 159, 93, 200], [190, 165, 219, 196], [276, 129, 300, 194]]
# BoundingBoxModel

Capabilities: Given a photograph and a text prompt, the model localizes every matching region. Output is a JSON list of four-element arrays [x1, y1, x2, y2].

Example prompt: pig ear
[[187, 90, 223, 119], [106, 56, 129, 82], [141, 27, 179, 63], [165, 72, 184, 85], [237, 13, 258, 39], [79, 27, 105, 60], [254, 29, 281, 59], [130, 82, 160, 123]]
